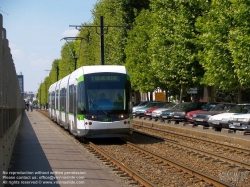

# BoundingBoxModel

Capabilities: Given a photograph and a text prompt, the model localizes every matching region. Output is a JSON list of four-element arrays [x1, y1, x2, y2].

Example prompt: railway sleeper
[[127, 181, 140, 186], [111, 168, 120, 171], [103, 162, 112, 165], [154, 161, 163, 164], [119, 174, 129, 178], [204, 157, 213, 161], [227, 165, 240, 171], [116, 171, 125, 175], [220, 162, 231, 167], [198, 155, 207, 159]]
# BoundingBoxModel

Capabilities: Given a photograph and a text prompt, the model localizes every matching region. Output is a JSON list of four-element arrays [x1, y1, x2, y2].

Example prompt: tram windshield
[[77, 73, 131, 115]]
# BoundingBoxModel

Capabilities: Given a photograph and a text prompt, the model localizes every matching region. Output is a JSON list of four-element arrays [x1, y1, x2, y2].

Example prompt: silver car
[[151, 103, 176, 121], [228, 113, 250, 131], [132, 101, 149, 116]]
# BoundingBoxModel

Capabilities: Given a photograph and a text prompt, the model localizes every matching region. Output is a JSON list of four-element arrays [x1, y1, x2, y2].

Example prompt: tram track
[[86, 141, 155, 187], [128, 131, 249, 186], [134, 130, 250, 170], [37, 110, 250, 186], [133, 124, 250, 165], [92, 137, 231, 187], [37, 110, 145, 186]]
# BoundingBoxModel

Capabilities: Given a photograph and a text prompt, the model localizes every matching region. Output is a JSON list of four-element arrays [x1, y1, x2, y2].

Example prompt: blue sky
[[1, 0, 98, 92]]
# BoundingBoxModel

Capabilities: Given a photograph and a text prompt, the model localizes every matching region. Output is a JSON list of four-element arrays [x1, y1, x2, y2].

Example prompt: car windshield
[[210, 104, 236, 112], [171, 102, 192, 110], [138, 101, 149, 106], [163, 102, 176, 108], [158, 102, 168, 108], [228, 105, 250, 113], [145, 102, 164, 108], [200, 103, 217, 111]]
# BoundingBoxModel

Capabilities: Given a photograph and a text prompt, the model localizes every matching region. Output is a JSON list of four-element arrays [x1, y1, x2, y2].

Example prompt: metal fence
[[0, 13, 24, 185]]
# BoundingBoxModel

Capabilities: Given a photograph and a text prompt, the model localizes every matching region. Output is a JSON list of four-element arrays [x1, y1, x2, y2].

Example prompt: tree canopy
[[38, 0, 250, 105]]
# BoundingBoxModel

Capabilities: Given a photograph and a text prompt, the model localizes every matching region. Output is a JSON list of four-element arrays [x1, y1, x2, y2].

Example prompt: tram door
[[73, 85, 77, 131], [69, 84, 77, 133]]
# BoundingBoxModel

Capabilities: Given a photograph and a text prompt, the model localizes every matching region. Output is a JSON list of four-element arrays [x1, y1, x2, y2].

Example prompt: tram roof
[[80, 65, 128, 75]]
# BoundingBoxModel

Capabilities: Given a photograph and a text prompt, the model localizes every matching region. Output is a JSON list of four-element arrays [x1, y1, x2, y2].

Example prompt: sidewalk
[[4, 110, 127, 187]]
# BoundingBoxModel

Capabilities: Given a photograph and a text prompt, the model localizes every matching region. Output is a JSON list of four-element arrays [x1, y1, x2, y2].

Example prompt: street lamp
[[60, 37, 85, 70], [44, 65, 59, 81]]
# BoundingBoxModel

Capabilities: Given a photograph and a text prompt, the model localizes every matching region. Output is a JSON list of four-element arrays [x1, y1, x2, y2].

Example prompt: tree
[[125, 9, 157, 94], [149, 0, 205, 101], [229, 0, 250, 102], [196, 1, 237, 89]]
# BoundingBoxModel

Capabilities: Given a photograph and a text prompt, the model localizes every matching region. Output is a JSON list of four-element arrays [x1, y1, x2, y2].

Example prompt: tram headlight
[[85, 115, 97, 119], [118, 114, 129, 119]]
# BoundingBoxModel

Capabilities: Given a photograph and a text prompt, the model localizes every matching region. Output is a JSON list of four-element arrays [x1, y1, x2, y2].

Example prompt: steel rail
[[133, 123, 250, 153], [126, 141, 234, 187], [89, 142, 157, 187], [134, 130, 250, 170]]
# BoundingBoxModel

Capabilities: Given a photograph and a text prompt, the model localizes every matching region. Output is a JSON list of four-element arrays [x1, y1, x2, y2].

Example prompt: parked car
[[132, 101, 150, 116], [208, 104, 250, 130], [133, 100, 148, 107], [228, 113, 250, 131], [170, 102, 207, 123], [134, 101, 164, 118], [144, 102, 175, 120], [186, 103, 218, 123], [152, 102, 177, 121], [160, 102, 205, 122], [192, 103, 237, 127]]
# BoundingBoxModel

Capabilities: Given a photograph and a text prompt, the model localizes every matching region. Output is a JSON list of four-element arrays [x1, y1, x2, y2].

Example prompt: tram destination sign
[[91, 76, 120, 82]]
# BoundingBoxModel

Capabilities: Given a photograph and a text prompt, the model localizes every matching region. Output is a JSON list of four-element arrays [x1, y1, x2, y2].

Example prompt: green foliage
[[229, 0, 250, 86], [125, 9, 155, 93], [148, 0, 206, 95], [92, 0, 127, 65], [196, 0, 238, 89], [37, 0, 250, 103]]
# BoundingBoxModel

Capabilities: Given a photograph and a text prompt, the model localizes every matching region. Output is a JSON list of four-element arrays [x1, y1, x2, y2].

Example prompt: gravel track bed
[[97, 141, 214, 187], [127, 132, 250, 186], [134, 125, 250, 166]]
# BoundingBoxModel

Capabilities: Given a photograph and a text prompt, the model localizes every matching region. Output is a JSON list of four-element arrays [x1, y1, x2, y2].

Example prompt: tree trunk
[[165, 87, 168, 102], [238, 87, 242, 104], [135, 91, 141, 103], [150, 92, 153, 101], [179, 85, 184, 103], [207, 86, 215, 102]]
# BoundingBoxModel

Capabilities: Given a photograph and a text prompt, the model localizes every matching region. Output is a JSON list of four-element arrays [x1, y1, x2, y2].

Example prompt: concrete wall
[[0, 13, 24, 187]]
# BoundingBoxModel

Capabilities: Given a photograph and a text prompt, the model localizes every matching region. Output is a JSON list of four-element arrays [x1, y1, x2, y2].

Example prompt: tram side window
[[73, 85, 76, 114], [69, 85, 74, 113], [60, 88, 66, 111], [51, 91, 55, 109], [64, 88, 67, 112], [77, 82, 86, 114], [56, 90, 59, 110]]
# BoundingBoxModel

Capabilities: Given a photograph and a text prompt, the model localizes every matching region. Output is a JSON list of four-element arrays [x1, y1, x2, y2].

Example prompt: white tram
[[48, 65, 133, 138]]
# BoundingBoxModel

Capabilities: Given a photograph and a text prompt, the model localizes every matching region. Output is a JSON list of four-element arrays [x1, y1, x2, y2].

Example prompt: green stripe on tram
[[78, 75, 84, 82], [77, 114, 84, 120]]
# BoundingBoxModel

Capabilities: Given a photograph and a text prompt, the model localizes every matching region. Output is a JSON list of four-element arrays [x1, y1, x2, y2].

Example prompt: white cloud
[[9, 43, 24, 59], [11, 48, 23, 58], [61, 29, 79, 37], [30, 58, 51, 69]]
